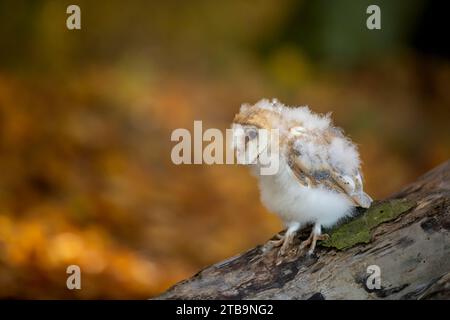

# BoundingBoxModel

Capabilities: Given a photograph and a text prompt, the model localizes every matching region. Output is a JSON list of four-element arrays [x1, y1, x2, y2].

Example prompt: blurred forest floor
[[0, 0, 449, 299]]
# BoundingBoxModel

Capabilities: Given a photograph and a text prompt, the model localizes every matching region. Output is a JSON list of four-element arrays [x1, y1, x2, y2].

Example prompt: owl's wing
[[287, 133, 372, 208]]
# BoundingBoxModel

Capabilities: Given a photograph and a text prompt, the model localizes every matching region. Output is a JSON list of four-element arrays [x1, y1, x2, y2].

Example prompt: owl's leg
[[277, 222, 301, 256], [299, 224, 329, 255]]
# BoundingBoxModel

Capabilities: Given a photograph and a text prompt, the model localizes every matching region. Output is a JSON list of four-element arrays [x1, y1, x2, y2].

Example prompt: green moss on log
[[320, 199, 416, 250]]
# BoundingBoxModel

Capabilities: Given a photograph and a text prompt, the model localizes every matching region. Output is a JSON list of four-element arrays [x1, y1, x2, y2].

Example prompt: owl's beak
[[231, 125, 249, 164], [231, 124, 269, 165]]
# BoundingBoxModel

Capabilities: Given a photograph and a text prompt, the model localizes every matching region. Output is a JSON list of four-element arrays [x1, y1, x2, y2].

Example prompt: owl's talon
[[299, 237, 312, 251], [276, 241, 292, 264], [318, 233, 330, 241], [266, 232, 285, 249], [300, 225, 329, 255], [278, 241, 290, 256], [268, 238, 284, 248], [270, 225, 300, 260]]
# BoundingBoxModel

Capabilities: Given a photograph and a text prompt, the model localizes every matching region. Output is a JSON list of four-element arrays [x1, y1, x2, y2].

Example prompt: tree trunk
[[157, 160, 450, 300]]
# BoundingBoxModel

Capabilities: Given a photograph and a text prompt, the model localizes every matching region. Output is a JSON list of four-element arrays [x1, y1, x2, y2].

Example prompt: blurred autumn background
[[0, 0, 449, 299]]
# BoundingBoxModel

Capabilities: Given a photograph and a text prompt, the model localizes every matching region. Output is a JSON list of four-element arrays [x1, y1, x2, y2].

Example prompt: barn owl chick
[[232, 99, 372, 256]]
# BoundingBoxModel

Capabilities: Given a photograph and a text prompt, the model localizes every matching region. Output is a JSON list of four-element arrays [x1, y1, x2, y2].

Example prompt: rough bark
[[157, 160, 450, 300]]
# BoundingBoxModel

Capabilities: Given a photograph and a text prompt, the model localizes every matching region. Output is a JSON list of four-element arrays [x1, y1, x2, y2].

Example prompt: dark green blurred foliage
[[260, 0, 426, 67]]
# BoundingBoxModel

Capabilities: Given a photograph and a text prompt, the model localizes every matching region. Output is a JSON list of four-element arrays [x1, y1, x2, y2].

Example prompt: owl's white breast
[[256, 158, 354, 229]]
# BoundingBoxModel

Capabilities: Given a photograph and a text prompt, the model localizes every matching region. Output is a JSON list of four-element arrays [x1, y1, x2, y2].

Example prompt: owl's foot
[[267, 232, 296, 257], [278, 231, 297, 257], [268, 233, 284, 247], [299, 224, 329, 255], [267, 223, 301, 261]]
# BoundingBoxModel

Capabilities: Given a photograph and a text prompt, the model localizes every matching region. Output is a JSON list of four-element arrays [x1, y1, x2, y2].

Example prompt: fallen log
[[157, 160, 450, 300]]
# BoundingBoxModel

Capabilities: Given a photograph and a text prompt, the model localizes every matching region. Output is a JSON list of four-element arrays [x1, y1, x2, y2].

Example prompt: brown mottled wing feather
[[328, 167, 372, 208], [287, 136, 372, 208], [287, 152, 360, 206], [287, 155, 314, 188]]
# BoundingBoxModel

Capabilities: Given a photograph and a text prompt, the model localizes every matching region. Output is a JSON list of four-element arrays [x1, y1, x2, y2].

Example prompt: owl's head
[[231, 100, 282, 165], [232, 99, 283, 129]]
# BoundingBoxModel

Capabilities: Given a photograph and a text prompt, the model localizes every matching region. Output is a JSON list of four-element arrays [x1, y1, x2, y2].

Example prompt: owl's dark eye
[[246, 128, 258, 140]]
